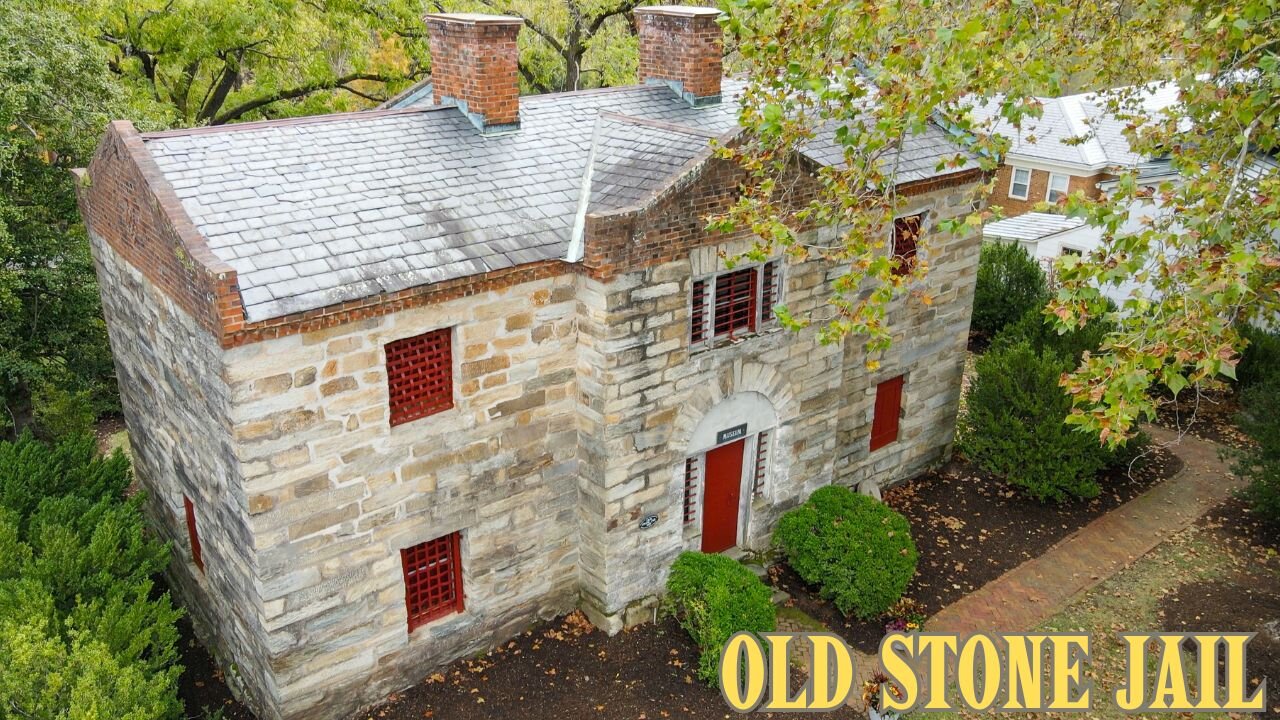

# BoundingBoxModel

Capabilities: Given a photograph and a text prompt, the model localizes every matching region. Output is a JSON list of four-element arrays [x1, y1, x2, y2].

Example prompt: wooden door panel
[[701, 439, 745, 553]]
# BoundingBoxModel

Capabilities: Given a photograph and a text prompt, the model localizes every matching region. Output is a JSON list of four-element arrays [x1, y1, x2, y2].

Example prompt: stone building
[[77, 8, 984, 720]]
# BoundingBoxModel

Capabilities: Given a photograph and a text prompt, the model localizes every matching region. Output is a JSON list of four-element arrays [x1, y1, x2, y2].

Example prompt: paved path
[[926, 425, 1242, 634]]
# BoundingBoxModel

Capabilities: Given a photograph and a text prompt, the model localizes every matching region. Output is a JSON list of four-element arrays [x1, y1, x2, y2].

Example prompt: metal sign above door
[[716, 423, 748, 445]]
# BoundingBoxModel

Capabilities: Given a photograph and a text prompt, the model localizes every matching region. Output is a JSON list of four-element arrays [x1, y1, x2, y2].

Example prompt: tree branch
[[518, 63, 553, 95], [210, 72, 411, 125]]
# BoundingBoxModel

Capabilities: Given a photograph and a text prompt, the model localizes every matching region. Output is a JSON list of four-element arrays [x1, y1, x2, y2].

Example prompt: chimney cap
[[423, 12, 524, 26], [634, 5, 724, 18]]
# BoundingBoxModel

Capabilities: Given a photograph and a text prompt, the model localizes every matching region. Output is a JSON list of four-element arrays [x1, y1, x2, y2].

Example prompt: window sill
[[689, 325, 785, 355], [408, 608, 471, 639]]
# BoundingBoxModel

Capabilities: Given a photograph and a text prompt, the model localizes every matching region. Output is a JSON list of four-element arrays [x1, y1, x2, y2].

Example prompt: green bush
[[1230, 378, 1280, 524], [971, 242, 1049, 340], [959, 341, 1116, 502], [0, 433, 183, 720], [773, 486, 917, 619], [1237, 325, 1280, 390], [993, 304, 1116, 362], [665, 552, 775, 685]]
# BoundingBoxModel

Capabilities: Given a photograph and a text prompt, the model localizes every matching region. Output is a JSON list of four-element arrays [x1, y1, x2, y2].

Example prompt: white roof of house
[[984, 212, 1086, 241], [972, 83, 1183, 171]]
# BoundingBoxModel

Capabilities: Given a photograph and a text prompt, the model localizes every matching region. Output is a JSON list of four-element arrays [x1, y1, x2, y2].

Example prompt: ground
[[769, 448, 1181, 653]]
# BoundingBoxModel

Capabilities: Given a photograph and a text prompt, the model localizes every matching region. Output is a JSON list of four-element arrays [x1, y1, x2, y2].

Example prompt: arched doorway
[[684, 392, 779, 553]]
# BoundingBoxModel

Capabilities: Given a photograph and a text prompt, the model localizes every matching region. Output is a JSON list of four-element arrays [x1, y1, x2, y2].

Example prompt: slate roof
[[983, 212, 1085, 242], [972, 83, 1182, 170], [143, 79, 979, 323]]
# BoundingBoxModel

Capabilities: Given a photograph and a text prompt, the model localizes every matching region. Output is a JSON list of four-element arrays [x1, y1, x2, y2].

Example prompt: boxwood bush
[[0, 433, 183, 719], [773, 485, 917, 619], [971, 242, 1048, 342], [960, 340, 1120, 502], [665, 551, 775, 685], [1237, 325, 1280, 390], [1231, 377, 1280, 524]]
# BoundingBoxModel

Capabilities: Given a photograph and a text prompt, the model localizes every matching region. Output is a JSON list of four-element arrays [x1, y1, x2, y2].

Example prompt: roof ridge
[[141, 105, 453, 140]]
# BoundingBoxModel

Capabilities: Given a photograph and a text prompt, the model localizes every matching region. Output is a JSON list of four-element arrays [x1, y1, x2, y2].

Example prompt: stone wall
[[575, 169, 985, 629], [89, 235, 273, 714], [833, 184, 982, 488], [222, 274, 581, 719]]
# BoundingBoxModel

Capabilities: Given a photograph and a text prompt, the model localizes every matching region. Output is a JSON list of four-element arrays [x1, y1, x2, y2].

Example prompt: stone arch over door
[[671, 360, 797, 454], [671, 360, 797, 551]]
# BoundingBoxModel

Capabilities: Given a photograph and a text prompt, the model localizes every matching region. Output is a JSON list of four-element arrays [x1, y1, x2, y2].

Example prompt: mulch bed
[[173, 602, 256, 719], [365, 613, 851, 720], [1151, 386, 1252, 449], [177, 611, 853, 720], [770, 448, 1184, 654], [1161, 498, 1280, 718]]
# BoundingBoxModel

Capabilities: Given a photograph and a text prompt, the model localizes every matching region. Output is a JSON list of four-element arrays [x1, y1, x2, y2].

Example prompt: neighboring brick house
[[77, 8, 984, 720], [976, 84, 1181, 216]]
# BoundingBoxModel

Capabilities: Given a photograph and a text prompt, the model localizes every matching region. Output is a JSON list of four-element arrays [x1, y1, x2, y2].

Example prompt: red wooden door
[[701, 439, 745, 553]]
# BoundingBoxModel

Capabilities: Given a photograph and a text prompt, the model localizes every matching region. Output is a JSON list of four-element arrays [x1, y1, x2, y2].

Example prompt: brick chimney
[[424, 13, 523, 133], [635, 6, 724, 107]]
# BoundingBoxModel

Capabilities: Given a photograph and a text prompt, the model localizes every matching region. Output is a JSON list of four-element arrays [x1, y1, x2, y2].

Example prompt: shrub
[[971, 242, 1048, 340], [1237, 325, 1280, 390], [993, 304, 1117, 362], [773, 486, 917, 619], [959, 341, 1115, 502], [1230, 378, 1280, 524], [0, 433, 182, 720], [665, 552, 775, 685]]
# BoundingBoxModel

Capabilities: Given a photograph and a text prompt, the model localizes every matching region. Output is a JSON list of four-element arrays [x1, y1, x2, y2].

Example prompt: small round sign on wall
[[639, 513, 659, 530]]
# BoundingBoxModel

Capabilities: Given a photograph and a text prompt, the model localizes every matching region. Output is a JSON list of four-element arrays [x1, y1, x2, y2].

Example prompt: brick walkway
[[927, 425, 1243, 634]]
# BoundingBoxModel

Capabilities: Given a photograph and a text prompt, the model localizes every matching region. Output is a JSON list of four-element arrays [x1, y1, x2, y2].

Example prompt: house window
[[1047, 173, 1070, 203], [682, 456, 700, 525], [892, 215, 923, 277], [401, 532, 464, 631], [1009, 168, 1031, 200], [870, 375, 905, 451], [1062, 247, 1084, 257], [386, 328, 453, 427], [752, 431, 770, 499], [183, 496, 203, 572], [690, 261, 781, 344]]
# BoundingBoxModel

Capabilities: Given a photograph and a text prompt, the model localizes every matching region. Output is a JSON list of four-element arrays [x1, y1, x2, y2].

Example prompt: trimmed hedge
[[0, 433, 183, 720], [773, 486, 917, 619], [971, 242, 1048, 340], [665, 552, 776, 685]]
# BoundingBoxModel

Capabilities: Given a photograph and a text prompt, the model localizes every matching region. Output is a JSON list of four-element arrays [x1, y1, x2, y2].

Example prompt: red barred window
[[692, 261, 780, 345], [402, 532, 464, 631], [752, 431, 770, 498], [892, 215, 923, 277], [183, 496, 203, 572], [682, 457, 699, 526], [386, 328, 453, 427], [714, 267, 758, 337]]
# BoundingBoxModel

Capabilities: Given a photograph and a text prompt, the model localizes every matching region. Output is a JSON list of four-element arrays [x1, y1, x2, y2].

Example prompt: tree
[[442, 0, 646, 93], [64, 0, 432, 126], [0, 1, 157, 437], [970, 242, 1048, 342], [716, 0, 1280, 446]]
